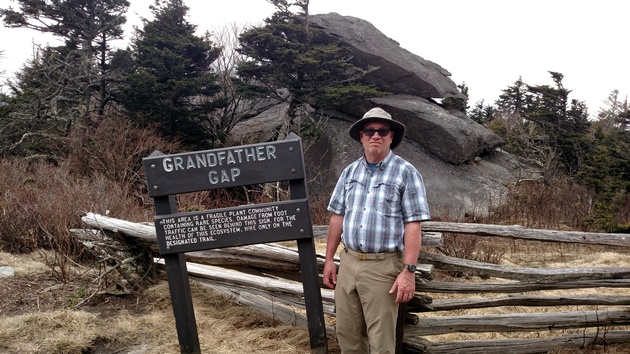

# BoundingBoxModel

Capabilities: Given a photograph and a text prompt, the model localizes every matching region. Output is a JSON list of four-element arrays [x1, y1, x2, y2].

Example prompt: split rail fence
[[78, 213, 630, 354], [403, 221, 630, 354]]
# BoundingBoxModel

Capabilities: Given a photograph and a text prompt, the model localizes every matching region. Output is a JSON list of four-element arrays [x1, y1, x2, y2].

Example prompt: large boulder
[[226, 101, 290, 146], [229, 105, 540, 217], [340, 95, 504, 164], [317, 110, 541, 217], [309, 12, 503, 163], [223, 13, 541, 218], [310, 13, 465, 100]]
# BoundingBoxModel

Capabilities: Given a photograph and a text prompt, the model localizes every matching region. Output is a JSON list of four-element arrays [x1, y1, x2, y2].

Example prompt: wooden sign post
[[143, 133, 328, 353]]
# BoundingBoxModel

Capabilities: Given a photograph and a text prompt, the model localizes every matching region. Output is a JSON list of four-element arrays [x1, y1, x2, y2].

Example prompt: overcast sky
[[1, 0, 629, 117]]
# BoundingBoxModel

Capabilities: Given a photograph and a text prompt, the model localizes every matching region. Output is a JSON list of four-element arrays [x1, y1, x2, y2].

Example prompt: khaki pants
[[335, 249, 403, 354]]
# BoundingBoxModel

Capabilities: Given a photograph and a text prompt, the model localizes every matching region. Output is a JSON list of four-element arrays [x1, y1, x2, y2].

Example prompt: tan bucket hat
[[348, 107, 406, 149]]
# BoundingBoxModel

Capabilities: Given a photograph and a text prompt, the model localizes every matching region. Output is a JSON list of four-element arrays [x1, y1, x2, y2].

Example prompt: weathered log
[[156, 257, 429, 321], [190, 244, 435, 284], [429, 295, 630, 311], [81, 213, 434, 282], [312, 225, 443, 247], [406, 294, 434, 313], [158, 259, 335, 303], [81, 213, 157, 241], [420, 250, 630, 281], [406, 309, 630, 336], [198, 281, 335, 334], [418, 279, 630, 293], [406, 313, 420, 325], [401, 336, 432, 353], [422, 330, 630, 354], [187, 249, 302, 274], [422, 221, 630, 248]]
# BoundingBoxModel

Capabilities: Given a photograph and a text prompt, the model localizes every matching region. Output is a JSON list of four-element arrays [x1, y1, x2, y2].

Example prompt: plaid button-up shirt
[[327, 150, 431, 253]]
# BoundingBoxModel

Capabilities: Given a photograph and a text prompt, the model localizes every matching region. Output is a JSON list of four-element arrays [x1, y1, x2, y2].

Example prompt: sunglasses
[[362, 128, 391, 137]]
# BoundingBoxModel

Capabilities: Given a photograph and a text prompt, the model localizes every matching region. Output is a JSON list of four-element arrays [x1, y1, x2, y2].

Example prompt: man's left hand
[[389, 270, 416, 303]]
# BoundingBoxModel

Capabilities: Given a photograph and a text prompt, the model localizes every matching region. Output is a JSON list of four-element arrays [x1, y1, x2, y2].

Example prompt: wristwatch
[[404, 264, 417, 273]]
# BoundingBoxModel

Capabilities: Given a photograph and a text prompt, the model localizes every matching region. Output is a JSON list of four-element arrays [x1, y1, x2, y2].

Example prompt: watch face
[[406, 264, 416, 272]]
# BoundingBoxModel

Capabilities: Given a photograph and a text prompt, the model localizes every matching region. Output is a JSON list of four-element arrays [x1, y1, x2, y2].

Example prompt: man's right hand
[[322, 260, 337, 289]]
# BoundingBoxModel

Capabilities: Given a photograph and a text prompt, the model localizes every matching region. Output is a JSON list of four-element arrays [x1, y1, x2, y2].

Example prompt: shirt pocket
[[377, 183, 401, 217], [344, 180, 365, 207]]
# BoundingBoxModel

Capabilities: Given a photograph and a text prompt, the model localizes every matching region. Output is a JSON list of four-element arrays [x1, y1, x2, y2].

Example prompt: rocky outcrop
[[226, 101, 290, 146], [320, 115, 540, 217], [309, 13, 465, 100], [308, 12, 504, 164], [226, 13, 541, 217], [340, 95, 504, 164]]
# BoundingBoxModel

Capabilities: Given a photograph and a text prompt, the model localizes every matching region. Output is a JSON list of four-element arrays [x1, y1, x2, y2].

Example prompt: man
[[323, 107, 431, 354]]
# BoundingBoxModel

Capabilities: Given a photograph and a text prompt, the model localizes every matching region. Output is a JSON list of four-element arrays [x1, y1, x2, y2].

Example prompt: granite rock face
[[226, 13, 541, 217], [310, 13, 465, 100], [340, 94, 504, 164]]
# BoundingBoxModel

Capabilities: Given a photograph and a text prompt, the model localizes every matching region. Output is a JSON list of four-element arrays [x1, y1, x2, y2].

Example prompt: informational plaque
[[154, 199, 312, 254]]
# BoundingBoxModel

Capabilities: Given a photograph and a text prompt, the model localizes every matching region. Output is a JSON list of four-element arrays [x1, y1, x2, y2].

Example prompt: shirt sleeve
[[327, 168, 348, 216], [401, 167, 431, 222]]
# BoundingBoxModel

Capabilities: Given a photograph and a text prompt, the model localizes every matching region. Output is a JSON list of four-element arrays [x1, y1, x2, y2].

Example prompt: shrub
[[66, 112, 180, 207], [436, 233, 505, 279]]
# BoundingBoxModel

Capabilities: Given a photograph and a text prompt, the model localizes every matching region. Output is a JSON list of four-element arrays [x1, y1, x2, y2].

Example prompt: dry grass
[[5, 237, 628, 353], [421, 240, 630, 353], [0, 251, 331, 354]]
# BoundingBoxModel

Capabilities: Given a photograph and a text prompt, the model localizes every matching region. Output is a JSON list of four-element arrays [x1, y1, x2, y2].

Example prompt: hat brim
[[349, 117, 406, 149]]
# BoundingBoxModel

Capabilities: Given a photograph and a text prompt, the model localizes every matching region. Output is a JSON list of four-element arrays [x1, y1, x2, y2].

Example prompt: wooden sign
[[154, 199, 312, 254], [143, 134, 328, 354], [143, 139, 305, 197]]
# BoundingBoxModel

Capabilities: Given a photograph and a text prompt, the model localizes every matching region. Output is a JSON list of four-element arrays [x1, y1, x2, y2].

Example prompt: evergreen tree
[[577, 119, 630, 232], [236, 0, 384, 109], [492, 73, 590, 177], [0, 49, 4, 77], [597, 90, 629, 132], [524, 72, 590, 175], [119, 0, 223, 149], [0, 47, 82, 157], [1, 0, 129, 118], [491, 77, 551, 173], [495, 77, 529, 116], [468, 100, 495, 125], [442, 82, 469, 113]]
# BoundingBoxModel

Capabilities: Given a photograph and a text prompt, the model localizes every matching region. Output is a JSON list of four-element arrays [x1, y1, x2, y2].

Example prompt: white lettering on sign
[[162, 145, 277, 172], [158, 204, 302, 250], [208, 168, 241, 184]]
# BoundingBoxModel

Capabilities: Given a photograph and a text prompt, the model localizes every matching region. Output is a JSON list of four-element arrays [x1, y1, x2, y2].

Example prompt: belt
[[343, 246, 398, 260]]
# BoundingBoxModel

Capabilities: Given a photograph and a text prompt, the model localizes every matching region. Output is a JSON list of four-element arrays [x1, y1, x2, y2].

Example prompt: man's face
[[360, 121, 393, 159]]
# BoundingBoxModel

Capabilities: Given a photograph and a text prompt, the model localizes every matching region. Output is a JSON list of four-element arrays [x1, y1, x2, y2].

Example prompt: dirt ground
[[2, 242, 630, 354], [0, 251, 339, 354]]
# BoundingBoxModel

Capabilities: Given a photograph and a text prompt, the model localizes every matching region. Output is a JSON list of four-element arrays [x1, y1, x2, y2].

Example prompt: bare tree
[[206, 22, 270, 147]]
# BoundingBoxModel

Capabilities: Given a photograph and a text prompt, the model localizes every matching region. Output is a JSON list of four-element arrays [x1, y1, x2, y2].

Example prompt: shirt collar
[[361, 150, 393, 170]]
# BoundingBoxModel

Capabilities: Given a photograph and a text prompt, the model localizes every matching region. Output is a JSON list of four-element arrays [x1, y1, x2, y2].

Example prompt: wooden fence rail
[[403, 221, 630, 353], [420, 221, 630, 248], [79, 214, 630, 354]]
